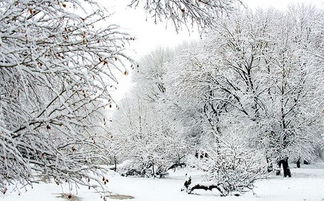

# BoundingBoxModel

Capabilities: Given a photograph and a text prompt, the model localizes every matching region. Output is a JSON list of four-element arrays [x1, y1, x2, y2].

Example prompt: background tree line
[[110, 5, 324, 195]]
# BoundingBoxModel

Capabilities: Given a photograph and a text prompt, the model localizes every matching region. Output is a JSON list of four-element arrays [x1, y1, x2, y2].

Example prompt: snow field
[[2, 163, 324, 201]]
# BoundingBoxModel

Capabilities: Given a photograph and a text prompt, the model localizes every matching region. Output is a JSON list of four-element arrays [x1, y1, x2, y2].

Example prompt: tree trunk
[[278, 157, 291, 177], [266, 156, 273, 172], [296, 158, 301, 168], [114, 156, 117, 172]]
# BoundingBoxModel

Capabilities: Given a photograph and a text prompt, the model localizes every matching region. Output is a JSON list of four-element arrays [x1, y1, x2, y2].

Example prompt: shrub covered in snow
[[184, 143, 267, 196]]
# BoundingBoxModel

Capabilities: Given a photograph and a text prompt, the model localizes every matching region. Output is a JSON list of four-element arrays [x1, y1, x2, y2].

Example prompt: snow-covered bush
[[184, 142, 267, 196]]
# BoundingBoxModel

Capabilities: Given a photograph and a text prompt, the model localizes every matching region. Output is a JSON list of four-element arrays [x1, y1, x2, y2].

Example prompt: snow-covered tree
[[133, 45, 204, 150], [0, 0, 131, 192], [130, 0, 242, 31], [111, 97, 187, 177], [133, 48, 174, 102], [164, 6, 324, 181]]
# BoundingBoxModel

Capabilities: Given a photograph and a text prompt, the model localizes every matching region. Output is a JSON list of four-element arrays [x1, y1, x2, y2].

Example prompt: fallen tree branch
[[187, 184, 226, 196]]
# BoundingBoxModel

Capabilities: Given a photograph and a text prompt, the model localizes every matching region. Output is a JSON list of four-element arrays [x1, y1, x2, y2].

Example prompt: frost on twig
[[129, 0, 243, 32]]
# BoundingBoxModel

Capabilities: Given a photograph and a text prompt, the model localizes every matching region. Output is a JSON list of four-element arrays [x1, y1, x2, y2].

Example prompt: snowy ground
[[2, 162, 324, 201]]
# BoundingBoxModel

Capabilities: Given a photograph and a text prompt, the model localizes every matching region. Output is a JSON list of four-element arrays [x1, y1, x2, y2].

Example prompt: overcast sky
[[102, 0, 323, 100], [104, 0, 323, 59]]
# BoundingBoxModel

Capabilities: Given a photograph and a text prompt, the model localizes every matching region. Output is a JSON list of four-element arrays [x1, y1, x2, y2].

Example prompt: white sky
[[104, 0, 323, 59], [101, 0, 324, 101]]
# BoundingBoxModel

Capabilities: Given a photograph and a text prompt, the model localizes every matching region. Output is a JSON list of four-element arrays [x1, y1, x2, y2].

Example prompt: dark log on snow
[[187, 184, 226, 195], [183, 176, 227, 196]]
